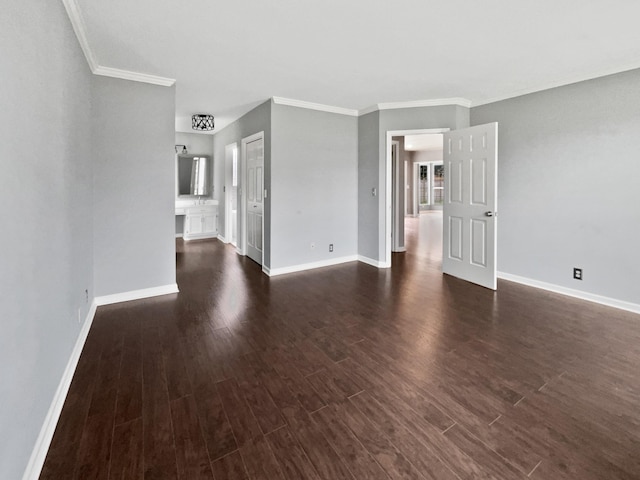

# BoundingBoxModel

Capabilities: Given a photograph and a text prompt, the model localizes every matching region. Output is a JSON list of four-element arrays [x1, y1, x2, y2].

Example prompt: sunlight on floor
[[405, 211, 443, 266]]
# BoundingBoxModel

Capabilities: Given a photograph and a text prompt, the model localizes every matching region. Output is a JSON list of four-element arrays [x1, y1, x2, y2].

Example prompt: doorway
[[414, 161, 444, 213], [241, 132, 264, 266], [224, 143, 239, 247], [387, 128, 449, 267], [386, 124, 499, 290], [393, 132, 446, 265]]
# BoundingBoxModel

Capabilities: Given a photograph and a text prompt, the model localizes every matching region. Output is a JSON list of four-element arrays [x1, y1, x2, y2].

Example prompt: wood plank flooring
[[41, 217, 640, 479]]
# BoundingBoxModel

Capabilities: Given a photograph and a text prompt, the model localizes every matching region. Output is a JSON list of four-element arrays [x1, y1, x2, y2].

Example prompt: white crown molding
[[62, 0, 175, 87], [61, 0, 97, 71], [22, 300, 98, 480], [360, 98, 472, 115], [272, 97, 359, 116], [93, 66, 176, 87], [273, 96, 472, 118], [94, 283, 179, 306], [498, 272, 640, 315]]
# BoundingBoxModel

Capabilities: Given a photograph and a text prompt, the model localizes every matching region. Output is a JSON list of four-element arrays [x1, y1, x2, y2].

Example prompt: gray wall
[[212, 100, 272, 266], [92, 77, 176, 296], [357, 111, 381, 261], [358, 106, 470, 262], [175, 131, 214, 157], [471, 68, 640, 305], [0, 1, 93, 478], [271, 105, 358, 269]]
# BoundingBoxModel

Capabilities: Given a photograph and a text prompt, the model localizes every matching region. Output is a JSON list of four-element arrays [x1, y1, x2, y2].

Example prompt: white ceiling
[[72, 0, 640, 132]]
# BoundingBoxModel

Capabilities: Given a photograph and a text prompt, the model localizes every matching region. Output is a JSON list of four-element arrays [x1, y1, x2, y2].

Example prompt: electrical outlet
[[310, 242, 315, 249], [329, 244, 334, 252], [85, 289, 89, 303], [573, 268, 582, 280]]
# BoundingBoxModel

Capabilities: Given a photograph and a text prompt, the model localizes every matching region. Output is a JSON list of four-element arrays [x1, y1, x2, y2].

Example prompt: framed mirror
[[176, 154, 212, 198]]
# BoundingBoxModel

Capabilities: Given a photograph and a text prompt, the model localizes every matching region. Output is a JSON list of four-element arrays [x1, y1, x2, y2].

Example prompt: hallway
[[403, 211, 443, 266], [41, 235, 640, 479]]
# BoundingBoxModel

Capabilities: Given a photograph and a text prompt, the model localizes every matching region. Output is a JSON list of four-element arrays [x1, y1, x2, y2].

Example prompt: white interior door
[[246, 137, 264, 265], [443, 122, 498, 289]]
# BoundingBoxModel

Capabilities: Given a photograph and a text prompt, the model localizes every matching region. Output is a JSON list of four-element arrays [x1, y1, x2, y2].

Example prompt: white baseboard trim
[[266, 255, 358, 277], [497, 272, 640, 315], [217, 234, 228, 244], [95, 283, 179, 306], [183, 233, 217, 242], [392, 247, 407, 253], [357, 255, 389, 268], [22, 300, 98, 480], [175, 233, 183, 238]]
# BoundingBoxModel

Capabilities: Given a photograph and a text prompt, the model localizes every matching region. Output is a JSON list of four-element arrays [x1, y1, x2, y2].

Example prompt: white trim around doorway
[[383, 128, 450, 268], [240, 131, 265, 265]]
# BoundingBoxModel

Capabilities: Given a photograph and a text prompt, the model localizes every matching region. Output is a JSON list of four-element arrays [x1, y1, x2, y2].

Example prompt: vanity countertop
[[175, 199, 218, 215]]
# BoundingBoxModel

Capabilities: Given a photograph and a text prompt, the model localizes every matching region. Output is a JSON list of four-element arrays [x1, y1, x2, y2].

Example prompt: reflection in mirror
[[177, 155, 211, 197], [191, 157, 208, 195]]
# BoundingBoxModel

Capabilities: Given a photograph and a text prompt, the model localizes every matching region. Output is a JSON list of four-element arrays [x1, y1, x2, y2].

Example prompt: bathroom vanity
[[175, 154, 218, 241]]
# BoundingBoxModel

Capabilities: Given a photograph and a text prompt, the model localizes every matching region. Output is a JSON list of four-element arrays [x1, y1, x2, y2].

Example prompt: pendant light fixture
[[192, 114, 215, 131]]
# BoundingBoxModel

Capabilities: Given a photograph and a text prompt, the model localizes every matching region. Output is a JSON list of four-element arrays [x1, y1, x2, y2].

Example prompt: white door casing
[[384, 128, 450, 267], [224, 143, 238, 245], [442, 122, 498, 290], [391, 141, 404, 252], [245, 135, 264, 265], [404, 160, 409, 216]]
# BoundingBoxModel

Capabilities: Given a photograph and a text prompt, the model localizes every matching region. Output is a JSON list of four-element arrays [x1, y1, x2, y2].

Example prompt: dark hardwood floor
[[42, 216, 640, 479]]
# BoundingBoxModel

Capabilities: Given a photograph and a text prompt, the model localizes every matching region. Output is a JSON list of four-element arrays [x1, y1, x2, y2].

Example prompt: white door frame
[[415, 161, 431, 211], [412, 162, 419, 216], [224, 142, 237, 245], [391, 141, 404, 252], [404, 160, 409, 217], [384, 128, 450, 267], [240, 131, 264, 264]]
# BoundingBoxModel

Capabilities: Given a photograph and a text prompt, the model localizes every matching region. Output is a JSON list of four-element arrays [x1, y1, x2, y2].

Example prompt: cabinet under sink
[[175, 200, 219, 241]]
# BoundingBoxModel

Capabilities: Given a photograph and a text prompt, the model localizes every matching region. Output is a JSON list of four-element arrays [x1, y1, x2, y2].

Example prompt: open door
[[443, 122, 498, 289], [245, 135, 264, 265]]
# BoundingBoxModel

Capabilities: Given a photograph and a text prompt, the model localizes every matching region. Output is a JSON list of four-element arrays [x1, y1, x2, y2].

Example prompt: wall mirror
[[176, 154, 211, 197]]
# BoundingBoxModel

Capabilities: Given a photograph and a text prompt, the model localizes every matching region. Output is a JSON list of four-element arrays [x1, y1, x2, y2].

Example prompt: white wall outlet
[[310, 242, 315, 249], [329, 244, 334, 252]]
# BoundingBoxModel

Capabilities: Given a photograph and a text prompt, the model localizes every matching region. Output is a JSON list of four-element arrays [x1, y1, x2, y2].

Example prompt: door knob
[[485, 211, 494, 217]]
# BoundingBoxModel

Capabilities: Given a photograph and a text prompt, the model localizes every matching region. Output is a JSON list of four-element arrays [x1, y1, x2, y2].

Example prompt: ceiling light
[[192, 114, 215, 131]]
